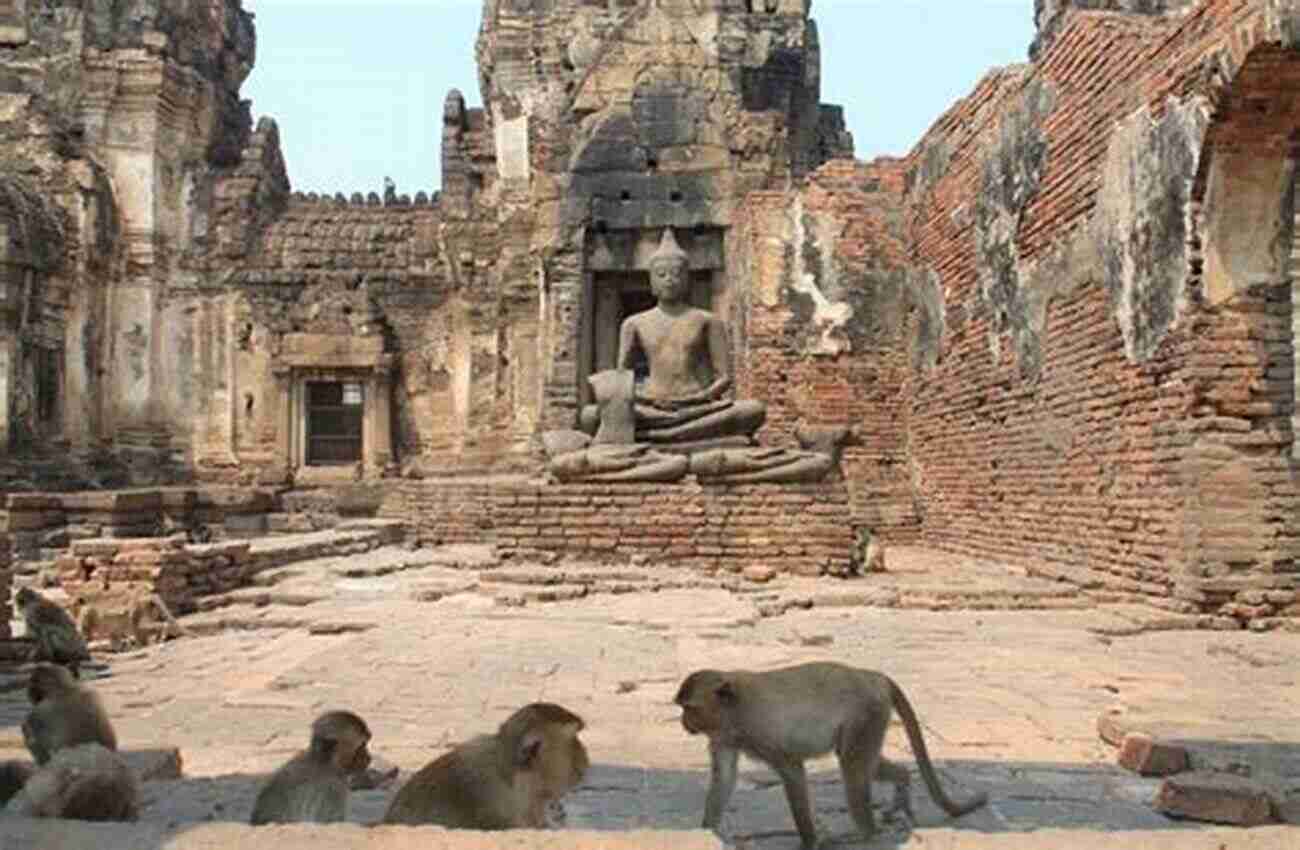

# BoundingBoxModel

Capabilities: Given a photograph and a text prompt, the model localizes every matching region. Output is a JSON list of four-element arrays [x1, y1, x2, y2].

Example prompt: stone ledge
[[0, 821, 724, 849], [2, 822, 1299, 849]]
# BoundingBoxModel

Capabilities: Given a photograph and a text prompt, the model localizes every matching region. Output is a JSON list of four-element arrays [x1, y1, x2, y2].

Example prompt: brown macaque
[[3, 743, 138, 821], [382, 702, 589, 829], [15, 587, 91, 678], [23, 663, 118, 766], [675, 662, 988, 848], [249, 710, 372, 825], [0, 760, 35, 807]]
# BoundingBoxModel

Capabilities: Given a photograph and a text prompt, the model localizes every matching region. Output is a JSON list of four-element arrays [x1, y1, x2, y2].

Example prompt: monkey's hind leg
[[835, 711, 890, 842], [877, 758, 913, 823]]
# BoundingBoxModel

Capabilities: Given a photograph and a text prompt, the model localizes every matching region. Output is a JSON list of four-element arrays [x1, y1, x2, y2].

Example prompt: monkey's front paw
[[543, 798, 567, 828]]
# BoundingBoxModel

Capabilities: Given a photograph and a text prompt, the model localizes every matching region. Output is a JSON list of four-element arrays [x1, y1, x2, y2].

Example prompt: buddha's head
[[648, 228, 690, 303]]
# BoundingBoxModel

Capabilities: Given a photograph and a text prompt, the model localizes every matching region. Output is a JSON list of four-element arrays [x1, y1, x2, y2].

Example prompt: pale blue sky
[[241, 1, 1035, 196]]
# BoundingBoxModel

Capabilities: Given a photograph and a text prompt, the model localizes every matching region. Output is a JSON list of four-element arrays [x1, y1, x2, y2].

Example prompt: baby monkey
[[250, 710, 372, 825], [675, 662, 988, 848], [382, 701, 589, 829]]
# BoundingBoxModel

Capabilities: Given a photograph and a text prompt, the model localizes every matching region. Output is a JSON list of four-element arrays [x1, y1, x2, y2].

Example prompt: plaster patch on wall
[[909, 267, 945, 373], [494, 108, 530, 181], [787, 196, 853, 357], [1200, 147, 1294, 306], [972, 77, 1056, 371], [1093, 96, 1207, 361]]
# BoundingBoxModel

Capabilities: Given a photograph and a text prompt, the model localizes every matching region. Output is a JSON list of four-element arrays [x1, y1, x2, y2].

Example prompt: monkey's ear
[[516, 730, 544, 769], [716, 680, 738, 705]]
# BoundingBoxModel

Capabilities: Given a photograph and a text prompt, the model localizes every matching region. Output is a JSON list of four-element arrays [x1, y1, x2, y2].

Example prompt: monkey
[[249, 710, 372, 825], [14, 587, 91, 678], [848, 527, 886, 575], [3, 743, 138, 821], [22, 663, 118, 766], [382, 702, 589, 829], [78, 591, 190, 651], [674, 662, 988, 848], [0, 760, 35, 807]]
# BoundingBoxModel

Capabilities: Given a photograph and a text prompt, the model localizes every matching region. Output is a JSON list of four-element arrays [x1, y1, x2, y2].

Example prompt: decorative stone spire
[[649, 227, 688, 267]]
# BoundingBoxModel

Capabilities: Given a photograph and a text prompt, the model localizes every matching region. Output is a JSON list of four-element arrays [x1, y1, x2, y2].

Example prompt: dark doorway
[[305, 381, 363, 465]]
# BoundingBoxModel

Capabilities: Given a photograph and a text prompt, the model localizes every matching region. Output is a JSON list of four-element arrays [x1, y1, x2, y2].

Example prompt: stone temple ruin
[[1, 0, 1300, 635]]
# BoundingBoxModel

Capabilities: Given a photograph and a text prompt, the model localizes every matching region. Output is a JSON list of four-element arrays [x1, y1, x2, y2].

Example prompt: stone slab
[[0, 821, 725, 849], [4, 493, 62, 511], [1154, 772, 1277, 826], [1118, 733, 1188, 776], [3, 821, 1300, 850], [60, 490, 162, 513], [195, 487, 274, 513]]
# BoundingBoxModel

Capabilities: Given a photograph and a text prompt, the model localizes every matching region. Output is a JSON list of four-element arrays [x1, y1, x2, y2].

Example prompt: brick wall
[[381, 479, 855, 577], [883, 0, 1300, 621], [734, 161, 920, 543]]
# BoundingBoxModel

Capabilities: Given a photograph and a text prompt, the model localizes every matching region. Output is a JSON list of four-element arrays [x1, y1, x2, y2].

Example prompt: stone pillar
[[268, 364, 294, 484], [0, 530, 10, 639], [0, 336, 11, 450], [369, 357, 396, 476]]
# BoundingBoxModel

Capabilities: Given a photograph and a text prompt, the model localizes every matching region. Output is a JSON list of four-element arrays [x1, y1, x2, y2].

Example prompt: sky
[[241, 1, 1036, 197]]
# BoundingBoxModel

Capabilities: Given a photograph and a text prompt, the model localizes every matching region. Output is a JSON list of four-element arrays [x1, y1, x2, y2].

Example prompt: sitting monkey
[[250, 710, 373, 824], [675, 662, 988, 847], [4, 743, 138, 821], [23, 663, 118, 766], [15, 587, 91, 678], [382, 702, 589, 828]]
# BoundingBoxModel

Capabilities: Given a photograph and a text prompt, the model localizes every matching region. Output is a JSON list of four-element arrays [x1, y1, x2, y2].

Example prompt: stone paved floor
[[4, 543, 1300, 848]]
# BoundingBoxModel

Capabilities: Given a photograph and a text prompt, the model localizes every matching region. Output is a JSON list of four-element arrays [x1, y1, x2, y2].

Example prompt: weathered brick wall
[[496, 483, 853, 576], [381, 479, 855, 576], [886, 0, 1300, 621], [380, 480, 502, 545], [56, 538, 251, 628], [734, 161, 920, 542]]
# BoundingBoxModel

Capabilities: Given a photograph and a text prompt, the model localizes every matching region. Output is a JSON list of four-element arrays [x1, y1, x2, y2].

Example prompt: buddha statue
[[542, 228, 846, 485], [579, 227, 765, 449]]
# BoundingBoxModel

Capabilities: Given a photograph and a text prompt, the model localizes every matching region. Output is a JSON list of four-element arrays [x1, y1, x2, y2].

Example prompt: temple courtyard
[[2, 540, 1298, 848]]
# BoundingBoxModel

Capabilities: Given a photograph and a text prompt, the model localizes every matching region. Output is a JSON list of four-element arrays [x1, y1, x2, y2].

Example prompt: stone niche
[[579, 226, 727, 407], [0, 176, 66, 452], [267, 284, 398, 483]]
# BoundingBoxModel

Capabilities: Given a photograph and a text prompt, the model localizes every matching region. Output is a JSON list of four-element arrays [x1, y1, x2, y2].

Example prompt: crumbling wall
[[0, 0, 258, 485], [732, 160, 918, 540], [889, 0, 1300, 621], [1030, 0, 1196, 58]]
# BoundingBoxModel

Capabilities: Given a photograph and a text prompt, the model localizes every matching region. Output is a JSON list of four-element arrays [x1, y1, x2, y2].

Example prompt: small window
[[305, 381, 363, 465]]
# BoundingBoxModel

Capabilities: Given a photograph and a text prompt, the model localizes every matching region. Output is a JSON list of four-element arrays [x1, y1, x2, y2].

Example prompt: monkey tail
[[888, 678, 988, 817]]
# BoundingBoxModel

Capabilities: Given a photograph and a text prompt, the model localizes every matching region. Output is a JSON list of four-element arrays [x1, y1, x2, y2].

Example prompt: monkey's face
[[545, 723, 589, 792], [674, 671, 733, 737], [343, 735, 372, 774]]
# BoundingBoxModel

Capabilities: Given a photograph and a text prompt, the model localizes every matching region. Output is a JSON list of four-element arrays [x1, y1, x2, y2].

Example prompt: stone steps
[[472, 563, 1091, 616]]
